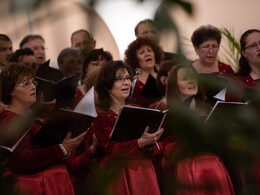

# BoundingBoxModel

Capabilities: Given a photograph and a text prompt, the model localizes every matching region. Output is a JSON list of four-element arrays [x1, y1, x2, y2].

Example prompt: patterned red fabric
[[217, 61, 235, 77]]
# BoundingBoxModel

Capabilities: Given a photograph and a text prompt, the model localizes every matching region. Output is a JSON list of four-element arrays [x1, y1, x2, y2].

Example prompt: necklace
[[7, 105, 27, 116]]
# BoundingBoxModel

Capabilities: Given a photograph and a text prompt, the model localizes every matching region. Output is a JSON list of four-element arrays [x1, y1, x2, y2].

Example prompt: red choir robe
[[93, 108, 161, 195], [0, 110, 75, 195], [161, 141, 235, 195], [191, 61, 234, 78], [152, 100, 235, 195]]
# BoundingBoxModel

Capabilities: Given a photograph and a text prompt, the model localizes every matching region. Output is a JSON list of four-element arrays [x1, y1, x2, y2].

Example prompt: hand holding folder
[[110, 105, 168, 143], [35, 74, 80, 108], [35, 59, 80, 108], [137, 126, 164, 150], [31, 87, 97, 147]]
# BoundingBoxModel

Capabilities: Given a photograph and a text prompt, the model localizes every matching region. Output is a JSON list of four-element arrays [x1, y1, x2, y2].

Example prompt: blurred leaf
[[154, 0, 193, 55], [168, 0, 193, 15], [9, 0, 49, 12], [219, 27, 241, 71]]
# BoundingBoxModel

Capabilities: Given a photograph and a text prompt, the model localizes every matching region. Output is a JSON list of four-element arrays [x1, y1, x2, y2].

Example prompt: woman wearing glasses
[[92, 60, 163, 194], [225, 29, 260, 102], [224, 29, 260, 193], [0, 63, 86, 195], [191, 25, 234, 104]]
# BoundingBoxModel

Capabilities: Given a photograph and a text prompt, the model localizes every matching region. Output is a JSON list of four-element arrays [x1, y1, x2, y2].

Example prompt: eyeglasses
[[200, 45, 219, 52], [245, 41, 260, 50], [17, 79, 38, 88], [115, 75, 132, 83]]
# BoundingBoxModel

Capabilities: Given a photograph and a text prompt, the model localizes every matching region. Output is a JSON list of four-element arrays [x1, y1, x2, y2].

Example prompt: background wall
[[1, 0, 260, 70]]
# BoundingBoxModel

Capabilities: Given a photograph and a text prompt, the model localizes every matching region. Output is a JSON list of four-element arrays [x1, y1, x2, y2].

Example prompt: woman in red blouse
[[0, 63, 86, 195], [160, 65, 234, 195], [191, 25, 234, 105], [93, 60, 163, 195], [125, 37, 164, 107], [225, 29, 260, 102]]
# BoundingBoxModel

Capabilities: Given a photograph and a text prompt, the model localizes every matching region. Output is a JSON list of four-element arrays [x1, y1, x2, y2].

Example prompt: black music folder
[[205, 101, 249, 124], [30, 109, 95, 147], [36, 59, 63, 82], [31, 87, 97, 147], [36, 59, 80, 108], [110, 105, 167, 142], [242, 86, 260, 103], [35, 73, 80, 108], [0, 129, 30, 157]]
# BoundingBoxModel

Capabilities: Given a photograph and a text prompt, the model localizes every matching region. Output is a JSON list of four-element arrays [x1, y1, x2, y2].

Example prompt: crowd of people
[[0, 18, 260, 195]]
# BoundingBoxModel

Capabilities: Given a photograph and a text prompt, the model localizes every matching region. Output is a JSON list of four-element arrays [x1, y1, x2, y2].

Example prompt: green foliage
[[9, 0, 50, 12], [154, 0, 193, 55], [219, 27, 241, 72]]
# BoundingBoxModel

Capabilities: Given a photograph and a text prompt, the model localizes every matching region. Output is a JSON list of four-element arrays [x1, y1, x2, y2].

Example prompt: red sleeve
[[152, 141, 164, 155], [8, 121, 65, 171], [66, 125, 95, 173], [67, 146, 94, 174], [93, 111, 141, 157]]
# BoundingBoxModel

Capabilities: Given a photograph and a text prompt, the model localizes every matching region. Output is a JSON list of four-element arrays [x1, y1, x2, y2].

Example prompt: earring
[[135, 68, 140, 75], [155, 64, 160, 71]]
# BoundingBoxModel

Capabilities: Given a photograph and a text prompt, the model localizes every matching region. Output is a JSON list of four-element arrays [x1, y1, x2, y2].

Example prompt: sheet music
[[213, 87, 227, 101], [74, 86, 97, 117]]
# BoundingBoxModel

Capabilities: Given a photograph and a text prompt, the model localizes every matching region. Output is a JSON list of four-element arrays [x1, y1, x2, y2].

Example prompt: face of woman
[[11, 77, 37, 107], [242, 32, 260, 67], [176, 68, 198, 101], [136, 45, 156, 71], [195, 39, 219, 65], [109, 68, 132, 103]]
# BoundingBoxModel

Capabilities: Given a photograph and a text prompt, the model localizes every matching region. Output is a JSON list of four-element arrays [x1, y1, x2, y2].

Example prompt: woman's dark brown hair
[[191, 25, 222, 48], [156, 60, 180, 96], [236, 29, 260, 76], [95, 60, 132, 110]]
